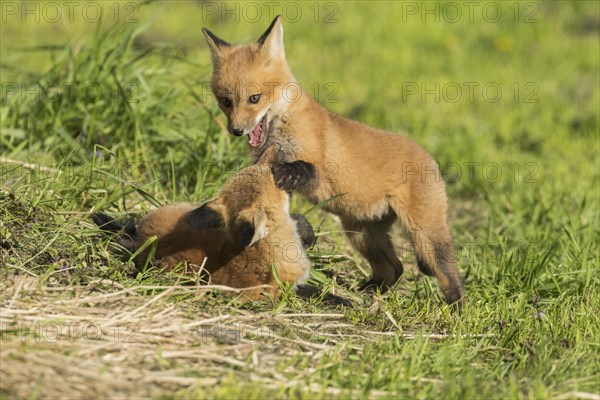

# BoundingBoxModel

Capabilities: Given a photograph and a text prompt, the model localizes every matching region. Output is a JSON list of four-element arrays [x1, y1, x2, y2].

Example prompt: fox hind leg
[[394, 204, 465, 305], [342, 215, 404, 292]]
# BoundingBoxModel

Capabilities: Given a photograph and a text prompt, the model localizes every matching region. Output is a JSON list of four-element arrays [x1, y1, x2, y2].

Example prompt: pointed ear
[[257, 15, 284, 61], [186, 200, 226, 231], [237, 209, 268, 250], [202, 27, 231, 66]]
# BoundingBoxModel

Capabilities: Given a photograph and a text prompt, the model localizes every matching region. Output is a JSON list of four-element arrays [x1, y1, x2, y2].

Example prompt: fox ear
[[202, 28, 230, 66], [257, 15, 284, 60], [237, 209, 268, 250], [186, 200, 226, 231]]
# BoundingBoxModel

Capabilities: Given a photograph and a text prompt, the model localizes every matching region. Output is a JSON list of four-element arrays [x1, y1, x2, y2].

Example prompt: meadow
[[1, 1, 598, 398]]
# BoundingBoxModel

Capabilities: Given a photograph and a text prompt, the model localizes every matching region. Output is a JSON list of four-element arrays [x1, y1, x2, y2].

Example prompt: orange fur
[[133, 161, 310, 301], [203, 17, 465, 305]]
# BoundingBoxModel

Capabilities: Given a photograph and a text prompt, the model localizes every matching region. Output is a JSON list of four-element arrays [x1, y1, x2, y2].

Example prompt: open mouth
[[248, 114, 267, 148]]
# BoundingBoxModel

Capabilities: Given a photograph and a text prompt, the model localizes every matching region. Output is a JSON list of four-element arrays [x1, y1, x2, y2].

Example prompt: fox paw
[[295, 284, 354, 307], [357, 277, 391, 294], [291, 214, 316, 248], [271, 160, 316, 192]]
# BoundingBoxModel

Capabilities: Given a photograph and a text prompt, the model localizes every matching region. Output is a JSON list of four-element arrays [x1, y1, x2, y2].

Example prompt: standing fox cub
[[93, 156, 314, 301], [203, 16, 465, 304]]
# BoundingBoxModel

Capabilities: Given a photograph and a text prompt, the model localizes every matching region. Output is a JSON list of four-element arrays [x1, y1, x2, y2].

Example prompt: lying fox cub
[[203, 16, 465, 305], [93, 152, 324, 302]]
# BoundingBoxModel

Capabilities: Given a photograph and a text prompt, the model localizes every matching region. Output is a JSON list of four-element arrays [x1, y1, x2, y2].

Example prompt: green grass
[[1, 1, 599, 399]]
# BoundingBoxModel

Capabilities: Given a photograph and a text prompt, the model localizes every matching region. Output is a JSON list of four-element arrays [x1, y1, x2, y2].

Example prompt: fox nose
[[229, 127, 244, 137]]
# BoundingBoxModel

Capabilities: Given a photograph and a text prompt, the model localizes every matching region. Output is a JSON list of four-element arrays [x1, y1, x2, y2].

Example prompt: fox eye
[[248, 94, 261, 104], [220, 97, 232, 108]]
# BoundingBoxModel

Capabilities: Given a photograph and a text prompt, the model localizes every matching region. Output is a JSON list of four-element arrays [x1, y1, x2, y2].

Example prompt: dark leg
[[341, 215, 404, 293]]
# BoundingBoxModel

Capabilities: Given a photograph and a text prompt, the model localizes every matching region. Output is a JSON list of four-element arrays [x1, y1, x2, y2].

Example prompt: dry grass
[[1, 276, 404, 399], [2, 2, 598, 398]]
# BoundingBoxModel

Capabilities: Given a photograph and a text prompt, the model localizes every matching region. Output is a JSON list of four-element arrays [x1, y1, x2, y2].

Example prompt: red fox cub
[[92, 158, 313, 301], [203, 17, 465, 305]]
